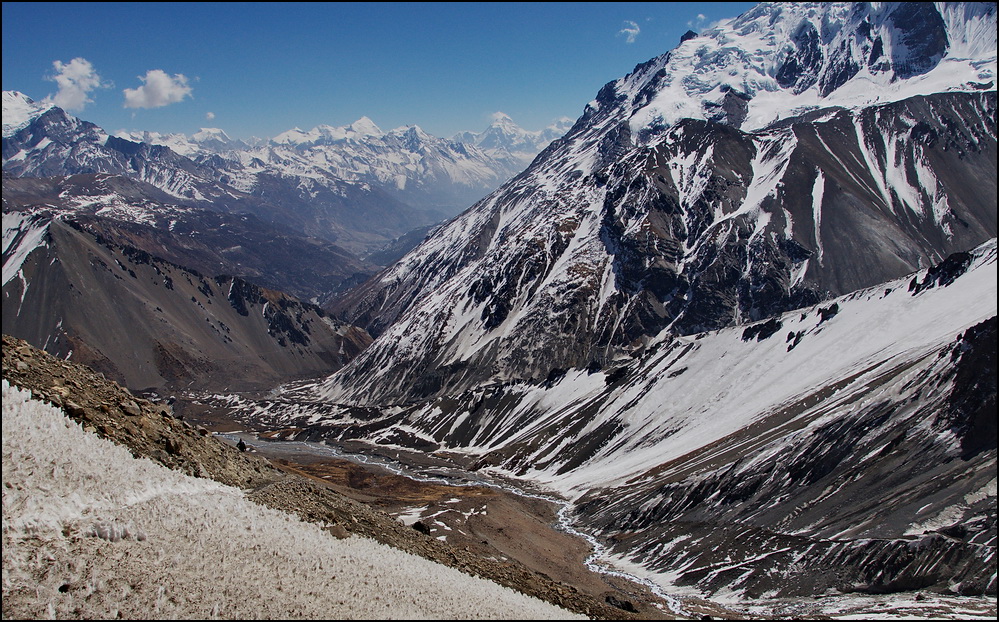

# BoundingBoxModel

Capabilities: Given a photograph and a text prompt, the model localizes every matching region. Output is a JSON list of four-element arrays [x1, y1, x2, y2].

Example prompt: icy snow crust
[[1, 380, 579, 620]]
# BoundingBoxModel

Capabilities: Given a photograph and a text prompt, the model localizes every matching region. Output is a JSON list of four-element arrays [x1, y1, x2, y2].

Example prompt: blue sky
[[2, 2, 756, 140]]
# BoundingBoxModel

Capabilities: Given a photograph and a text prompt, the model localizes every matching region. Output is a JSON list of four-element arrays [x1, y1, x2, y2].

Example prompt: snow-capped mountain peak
[[347, 116, 383, 138], [451, 113, 573, 170], [486, 111, 519, 130], [393, 124, 433, 145], [320, 1, 997, 408], [271, 117, 385, 146], [271, 126, 313, 145], [2, 91, 55, 138], [191, 127, 233, 143], [611, 1, 997, 138]]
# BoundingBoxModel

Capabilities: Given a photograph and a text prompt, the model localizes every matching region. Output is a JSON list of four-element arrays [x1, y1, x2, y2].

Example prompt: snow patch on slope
[[2, 211, 51, 288]]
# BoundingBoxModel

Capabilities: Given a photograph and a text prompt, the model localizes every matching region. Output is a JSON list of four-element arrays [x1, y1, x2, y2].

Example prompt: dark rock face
[[887, 2, 949, 79], [741, 317, 783, 342], [775, 21, 823, 93], [940, 316, 998, 460], [818, 39, 862, 97], [909, 251, 974, 294]]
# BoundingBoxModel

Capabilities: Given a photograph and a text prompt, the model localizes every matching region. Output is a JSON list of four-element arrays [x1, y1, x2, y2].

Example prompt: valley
[[4, 1, 997, 619], [188, 240, 998, 613]]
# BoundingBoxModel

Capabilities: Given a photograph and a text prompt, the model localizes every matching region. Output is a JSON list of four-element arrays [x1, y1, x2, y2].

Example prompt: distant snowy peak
[[454, 114, 574, 158], [112, 129, 194, 155], [349, 116, 383, 137], [239, 115, 567, 213], [275, 117, 385, 145], [3, 91, 56, 138], [540, 117, 575, 141], [191, 127, 234, 145], [1, 88, 541, 224], [606, 1, 997, 137], [112, 127, 243, 156], [272, 117, 385, 146]]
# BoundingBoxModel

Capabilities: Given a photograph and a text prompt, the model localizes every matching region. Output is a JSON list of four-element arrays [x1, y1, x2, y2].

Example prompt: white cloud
[[43, 57, 108, 112], [206, 111, 215, 120], [618, 20, 640, 44], [123, 70, 192, 109], [687, 13, 709, 31]]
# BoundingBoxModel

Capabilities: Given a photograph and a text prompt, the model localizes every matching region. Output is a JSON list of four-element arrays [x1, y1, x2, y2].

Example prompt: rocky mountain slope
[[3, 208, 372, 394], [323, 1, 997, 406], [2, 172, 376, 302]]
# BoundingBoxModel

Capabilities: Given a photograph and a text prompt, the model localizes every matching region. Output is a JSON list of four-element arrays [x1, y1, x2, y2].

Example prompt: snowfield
[[1, 380, 580, 620]]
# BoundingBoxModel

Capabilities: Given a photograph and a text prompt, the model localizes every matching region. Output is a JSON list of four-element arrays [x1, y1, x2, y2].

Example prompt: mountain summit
[[323, 1, 997, 405], [2, 91, 55, 137], [454, 113, 575, 170], [620, 1, 996, 134]]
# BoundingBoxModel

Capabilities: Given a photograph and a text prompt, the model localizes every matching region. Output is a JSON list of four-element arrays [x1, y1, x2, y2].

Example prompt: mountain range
[[3, 0, 997, 613], [3, 92, 566, 393], [4, 89, 568, 257]]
